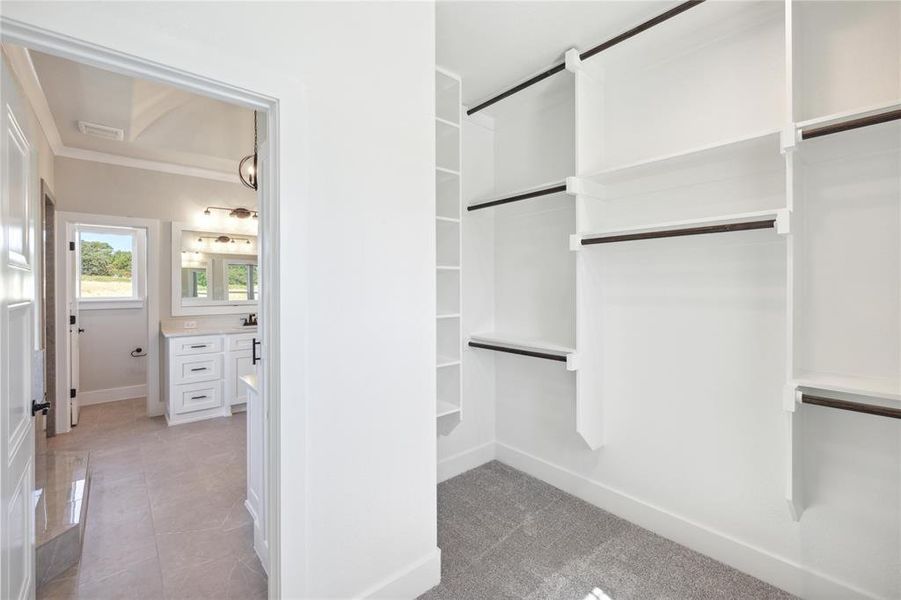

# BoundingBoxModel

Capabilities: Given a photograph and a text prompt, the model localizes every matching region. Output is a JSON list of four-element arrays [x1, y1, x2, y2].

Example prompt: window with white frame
[[77, 225, 146, 308]]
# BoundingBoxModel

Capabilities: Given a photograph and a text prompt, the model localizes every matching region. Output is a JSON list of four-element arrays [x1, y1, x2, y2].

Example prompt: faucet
[[243, 313, 258, 327]]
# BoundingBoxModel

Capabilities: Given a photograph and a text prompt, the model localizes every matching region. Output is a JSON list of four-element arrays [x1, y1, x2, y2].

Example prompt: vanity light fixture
[[238, 111, 258, 191], [203, 206, 259, 219], [196, 235, 253, 245]]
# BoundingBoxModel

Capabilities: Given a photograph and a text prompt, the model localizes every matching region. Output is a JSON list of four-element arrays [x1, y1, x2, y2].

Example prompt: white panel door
[[1, 53, 37, 600]]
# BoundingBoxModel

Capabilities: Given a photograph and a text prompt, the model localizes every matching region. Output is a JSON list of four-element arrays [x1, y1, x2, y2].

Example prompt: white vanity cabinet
[[162, 328, 258, 425], [242, 374, 268, 571]]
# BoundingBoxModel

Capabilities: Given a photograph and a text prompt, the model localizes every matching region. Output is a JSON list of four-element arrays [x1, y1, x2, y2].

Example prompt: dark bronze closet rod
[[581, 219, 775, 245], [801, 394, 901, 420], [466, 0, 706, 115], [801, 108, 901, 140], [468, 341, 568, 363], [467, 183, 567, 211]]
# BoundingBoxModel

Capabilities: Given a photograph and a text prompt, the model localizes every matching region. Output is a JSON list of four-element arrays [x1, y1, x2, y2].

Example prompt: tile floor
[[37, 398, 267, 600], [419, 461, 796, 600]]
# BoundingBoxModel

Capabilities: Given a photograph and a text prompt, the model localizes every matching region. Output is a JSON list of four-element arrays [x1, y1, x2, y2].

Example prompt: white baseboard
[[360, 547, 441, 599], [77, 384, 147, 407], [438, 441, 495, 483], [495, 442, 883, 600]]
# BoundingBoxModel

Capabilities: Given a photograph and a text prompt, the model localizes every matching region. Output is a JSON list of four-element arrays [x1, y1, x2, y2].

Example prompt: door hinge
[[69, 241, 75, 251], [69, 315, 76, 325], [70, 388, 76, 399]]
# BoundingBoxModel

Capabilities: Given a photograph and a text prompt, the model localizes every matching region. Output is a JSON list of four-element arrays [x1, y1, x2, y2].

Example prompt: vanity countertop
[[240, 373, 258, 392], [160, 324, 258, 338]]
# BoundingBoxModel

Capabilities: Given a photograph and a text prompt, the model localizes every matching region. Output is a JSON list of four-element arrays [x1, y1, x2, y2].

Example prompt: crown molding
[[2, 42, 240, 185]]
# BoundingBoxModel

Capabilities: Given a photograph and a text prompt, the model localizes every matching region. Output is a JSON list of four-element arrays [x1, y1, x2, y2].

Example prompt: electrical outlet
[[183, 320, 198, 329]]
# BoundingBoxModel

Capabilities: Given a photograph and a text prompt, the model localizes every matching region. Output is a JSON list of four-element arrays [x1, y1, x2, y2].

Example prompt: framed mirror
[[171, 222, 259, 315]]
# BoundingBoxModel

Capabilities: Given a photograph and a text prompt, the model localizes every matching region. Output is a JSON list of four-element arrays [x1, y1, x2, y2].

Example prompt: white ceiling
[[437, 1, 672, 106], [29, 50, 254, 174]]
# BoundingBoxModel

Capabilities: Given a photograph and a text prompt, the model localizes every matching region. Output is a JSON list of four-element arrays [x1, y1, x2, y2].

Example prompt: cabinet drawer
[[228, 333, 258, 352], [172, 354, 223, 384], [173, 381, 222, 414], [172, 336, 223, 356]]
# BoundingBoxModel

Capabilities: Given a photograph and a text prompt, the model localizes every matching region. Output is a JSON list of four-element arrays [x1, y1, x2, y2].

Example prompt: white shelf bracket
[[564, 48, 582, 73], [569, 233, 582, 252], [775, 209, 791, 235], [565, 176, 604, 200], [565, 353, 580, 372], [783, 383, 800, 412], [780, 125, 799, 154]]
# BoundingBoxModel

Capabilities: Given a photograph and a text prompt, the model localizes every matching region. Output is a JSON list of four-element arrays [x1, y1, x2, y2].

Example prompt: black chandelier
[[238, 111, 258, 190]]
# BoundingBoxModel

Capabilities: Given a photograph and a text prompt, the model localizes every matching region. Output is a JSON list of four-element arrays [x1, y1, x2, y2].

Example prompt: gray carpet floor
[[419, 461, 795, 600]]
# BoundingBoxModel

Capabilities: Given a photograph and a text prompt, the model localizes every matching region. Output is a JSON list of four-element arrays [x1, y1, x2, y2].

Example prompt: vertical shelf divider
[[436, 67, 463, 424]]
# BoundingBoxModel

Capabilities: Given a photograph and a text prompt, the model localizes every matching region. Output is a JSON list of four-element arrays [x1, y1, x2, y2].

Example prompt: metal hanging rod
[[801, 394, 901, 420], [801, 108, 901, 140], [581, 219, 775, 245], [467, 183, 567, 212], [466, 0, 706, 115], [468, 341, 567, 363]]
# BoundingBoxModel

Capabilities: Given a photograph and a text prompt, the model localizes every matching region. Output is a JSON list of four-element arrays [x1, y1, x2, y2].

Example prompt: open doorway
[[1, 34, 279, 600]]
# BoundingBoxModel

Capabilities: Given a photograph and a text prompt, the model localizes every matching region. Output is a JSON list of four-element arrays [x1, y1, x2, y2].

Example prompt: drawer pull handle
[[190, 344, 208, 349], [190, 367, 208, 372], [191, 395, 208, 400]]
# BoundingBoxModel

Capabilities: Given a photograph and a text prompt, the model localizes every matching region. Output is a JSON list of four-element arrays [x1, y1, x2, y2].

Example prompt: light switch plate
[[183, 320, 198, 329]]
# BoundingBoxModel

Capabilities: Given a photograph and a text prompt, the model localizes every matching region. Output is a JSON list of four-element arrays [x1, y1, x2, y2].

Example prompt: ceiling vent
[[77, 121, 124, 141]]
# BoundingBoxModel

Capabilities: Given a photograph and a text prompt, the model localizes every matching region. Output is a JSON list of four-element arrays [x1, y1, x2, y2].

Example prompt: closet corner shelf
[[437, 355, 461, 369], [468, 332, 577, 370], [435, 116, 460, 129], [436, 216, 460, 224], [436, 166, 460, 181], [572, 208, 790, 248], [436, 265, 461, 271], [437, 400, 462, 418], [436, 313, 461, 320]]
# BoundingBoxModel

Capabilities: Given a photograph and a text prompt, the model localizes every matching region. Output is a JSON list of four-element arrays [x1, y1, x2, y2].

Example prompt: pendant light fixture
[[238, 111, 258, 190]]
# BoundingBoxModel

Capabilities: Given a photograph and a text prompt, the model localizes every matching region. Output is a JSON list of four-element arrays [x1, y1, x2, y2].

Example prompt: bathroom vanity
[[161, 324, 258, 425]]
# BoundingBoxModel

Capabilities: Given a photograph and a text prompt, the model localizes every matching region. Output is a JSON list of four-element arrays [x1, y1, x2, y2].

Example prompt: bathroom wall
[[54, 156, 256, 399]]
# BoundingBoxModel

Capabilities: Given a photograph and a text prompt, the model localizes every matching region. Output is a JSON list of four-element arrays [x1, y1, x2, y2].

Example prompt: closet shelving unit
[[435, 68, 463, 422], [461, 0, 900, 519]]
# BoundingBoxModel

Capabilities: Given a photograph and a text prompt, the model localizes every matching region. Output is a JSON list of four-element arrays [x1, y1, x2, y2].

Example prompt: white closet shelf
[[467, 177, 602, 212], [793, 373, 901, 405], [436, 167, 460, 181], [437, 118, 459, 137], [468, 332, 576, 369], [572, 208, 790, 249], [585, 129, 781, 184], [795, 100, 901, 131], [436, 265, 460, 271], [436, 313, 460, 320], [436, 216, 460, 224], [437, 356, 461, 368], [435, 116, 460, 129], [437, 400, 461, 418]]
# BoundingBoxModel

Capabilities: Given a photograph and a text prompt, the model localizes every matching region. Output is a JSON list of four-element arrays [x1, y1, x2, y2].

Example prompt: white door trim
[[0, 18, 283, 598], [55, 212, 160, 425]]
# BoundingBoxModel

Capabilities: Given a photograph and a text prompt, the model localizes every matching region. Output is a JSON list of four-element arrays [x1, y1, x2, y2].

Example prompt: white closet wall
[[453, 1, 900, 597]]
